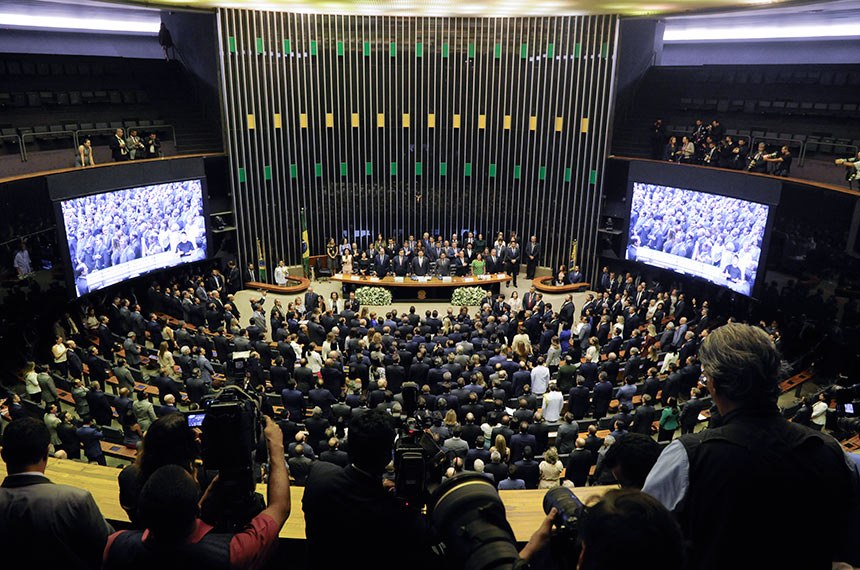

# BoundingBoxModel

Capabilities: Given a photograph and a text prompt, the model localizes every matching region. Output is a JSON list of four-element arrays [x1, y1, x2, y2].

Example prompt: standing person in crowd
[[125, 129, 145, 160], [658, 397, 680, 442], [525, 235, 540, 280], [538, 446, 564, 489], [643, 323, 860, 570], [109, 127, 129, 161], [505, 239, 520, 287], [0, 418, 114, 568], [145, 132, 162, 158], [810, 391, 828, 431]]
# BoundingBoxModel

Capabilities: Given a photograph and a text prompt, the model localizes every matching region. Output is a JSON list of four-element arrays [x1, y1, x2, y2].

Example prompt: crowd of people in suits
[[321, 230, 545, 287], [4, 250, 860, 569]]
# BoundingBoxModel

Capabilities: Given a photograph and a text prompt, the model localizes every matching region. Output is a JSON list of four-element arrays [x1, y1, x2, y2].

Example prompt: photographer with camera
[[643, 323, 860, 569], [302, 409, 434, 568], [104, 415, 289, 569]]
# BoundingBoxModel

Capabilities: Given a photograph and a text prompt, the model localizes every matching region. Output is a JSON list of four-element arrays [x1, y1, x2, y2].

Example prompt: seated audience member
[[302, 410, 432, 567], [643, 323, 860, 570], [575, 488, 684, 570], [0, 418, 114, 568], [104, 417, 289, 569]]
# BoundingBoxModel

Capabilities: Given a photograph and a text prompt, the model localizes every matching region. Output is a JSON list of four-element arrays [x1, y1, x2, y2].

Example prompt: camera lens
[[543, 487, 584, 529]]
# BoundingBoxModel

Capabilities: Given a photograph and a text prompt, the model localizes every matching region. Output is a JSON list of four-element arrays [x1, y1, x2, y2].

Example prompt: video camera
[[191, 385, 266, 531], [394, 417, 448, 508]]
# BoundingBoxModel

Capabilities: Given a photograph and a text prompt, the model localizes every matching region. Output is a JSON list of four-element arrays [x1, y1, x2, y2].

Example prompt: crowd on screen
[[627, 183, 768, 290], [60, 180, 206, 294], [649, 118, 794, 176]]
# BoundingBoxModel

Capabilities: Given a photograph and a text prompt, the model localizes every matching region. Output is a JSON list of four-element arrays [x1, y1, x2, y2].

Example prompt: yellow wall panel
[[555, 117, 564, 132], [529, 116, 537, 131], [402, 113, 410, 128], [478, 114, 486, 129], [273, 113, 282, 129], [581, 118, 590, 133], [247, 114, 256, 130], [503, 115, 512, 130], [299, 113, 308, 128], [325, 113, 334, 128], [377, 113, 385, 127], [351, 113, 360, 127], [427, 113, 436, 128], [453, 114, 461, 128]]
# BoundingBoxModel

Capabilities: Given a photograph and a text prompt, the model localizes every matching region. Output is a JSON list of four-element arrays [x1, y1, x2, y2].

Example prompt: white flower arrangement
[[451, 286, 488, 306], [355, 286, 393, 306]]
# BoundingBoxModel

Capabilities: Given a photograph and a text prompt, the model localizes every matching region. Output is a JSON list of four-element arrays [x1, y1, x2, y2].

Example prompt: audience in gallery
[[652, 116, 795, 177]]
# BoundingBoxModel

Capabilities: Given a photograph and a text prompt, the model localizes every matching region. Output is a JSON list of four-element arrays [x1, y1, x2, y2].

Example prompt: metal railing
[[799, 141, 859, 167], [0, 133, 24, 162], [19, 130, 77, 162]]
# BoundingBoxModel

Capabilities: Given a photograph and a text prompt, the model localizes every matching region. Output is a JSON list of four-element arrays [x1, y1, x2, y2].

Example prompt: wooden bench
[[842, 434, 860, 452], [532, 276, 591, 293], [100, 441, 137, 461], [779, 369, 814, 396]]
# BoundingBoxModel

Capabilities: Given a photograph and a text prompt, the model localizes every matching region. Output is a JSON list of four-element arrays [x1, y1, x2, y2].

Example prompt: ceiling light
[[0, 12, 160, 33], [665, 22, 860, 41]]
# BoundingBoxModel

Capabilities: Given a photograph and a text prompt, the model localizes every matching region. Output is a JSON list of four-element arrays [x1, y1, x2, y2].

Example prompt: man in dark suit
[[486, 248, 503, 275], [109, 128, 128, 161], [505, 240, 520, 287], [435, 252, 451, 277], [592, 373, 614, 419], [1, 418, 114, 566], [319, 437, 349, 467], [630, 394, 658, 435], [305, 287, 320, 313], [392, 249, 410, 277], [565, 438, 593, 487], [568, 378, 591, 420], [373, 248, 390, 277], [411, 250, 429, 276], [679, 387, 710, 434], [525, 235, 541, 280], [85, 381, 113, 426], [558, 294, 575, 326]]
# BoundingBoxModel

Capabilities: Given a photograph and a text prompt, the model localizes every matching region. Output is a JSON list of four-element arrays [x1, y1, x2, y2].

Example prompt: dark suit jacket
[[0, 473, 114, 569], [411, 256, 429, 276], [565, 449, 593, 487]]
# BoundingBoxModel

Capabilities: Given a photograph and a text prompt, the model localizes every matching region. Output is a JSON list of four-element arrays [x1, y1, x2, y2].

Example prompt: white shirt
[[811, 401, 828, 426], [274, 265, 288, 286], [531, 365, 550, 396], [542, 390, 564, 422]]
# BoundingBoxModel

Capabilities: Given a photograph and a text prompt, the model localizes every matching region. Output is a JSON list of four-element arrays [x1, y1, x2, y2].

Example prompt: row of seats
[[1, 120, 168, 146], [0, 89, 151, 109], [651, 67, 860, 88], [0, 59, 127, 78], [677, 98, 859, 118]]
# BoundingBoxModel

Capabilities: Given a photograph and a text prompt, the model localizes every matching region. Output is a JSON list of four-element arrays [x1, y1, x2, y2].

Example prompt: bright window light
[[0, 13, 161, 34], [665, 23, 860, 41]]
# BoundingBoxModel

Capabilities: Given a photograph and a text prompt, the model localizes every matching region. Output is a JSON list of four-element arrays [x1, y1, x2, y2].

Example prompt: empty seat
[[79, 123, 95, 131], [33, 126, 50, 141], [63, 123, 79, 133], [36, 62, 50, 75], [39, 91, 54, 104], [800, 102, 814, 114], [842, 103, 858, 117], [109, 121, 123, 129], [121, 91, 137, 104], [152, 119, 165, 126], [55, 92, 70, 105], [69, 91, 83, 105], [813, 102, 828, 113], [21, 62, 36, 75], [93, 91, 108, 102], [0, 92, 10, 107], [772, 101, 786, 112], [729, 99, 744, 111], [827, 103, 842, 114], [50, 63, 63, 76], [6, 61, 21, 75], [95, 122, 109, 130], [109, 90, 122, 104], [785, 101, 799, 114], [26, 92, 40, 106], [64, 62, 77, 75], [78, 63, 91, 75], [758, 100, 772, 113], [81, 91, 94, 102], [139, 119, 152, 127]]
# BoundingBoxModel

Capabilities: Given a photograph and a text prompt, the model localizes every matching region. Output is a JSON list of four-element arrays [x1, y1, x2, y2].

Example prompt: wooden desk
[[0, 459, 616, 541], [332, 273, 512, 301], [247, 278, 310, 296], [779, 369, 814, 395], [531, 276, 591, 294], [332, 273, 510, 288]]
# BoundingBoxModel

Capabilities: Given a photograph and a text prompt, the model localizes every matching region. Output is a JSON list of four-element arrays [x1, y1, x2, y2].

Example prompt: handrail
[[800, 141, 859, 167], [19, 130, 77, 162], [0, 133, 24, 162], [751, 136, 803, 151]]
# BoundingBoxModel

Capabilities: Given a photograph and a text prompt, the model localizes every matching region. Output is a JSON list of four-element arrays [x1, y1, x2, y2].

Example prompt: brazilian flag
[[301, 208, 310, 278], [257, 238, 267, 282]]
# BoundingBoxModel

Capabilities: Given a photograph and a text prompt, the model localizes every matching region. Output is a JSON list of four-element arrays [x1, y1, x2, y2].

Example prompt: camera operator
[[642, 323, 860, 569], [104, 416, 289, 569], [302, 409, 434, 568]]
